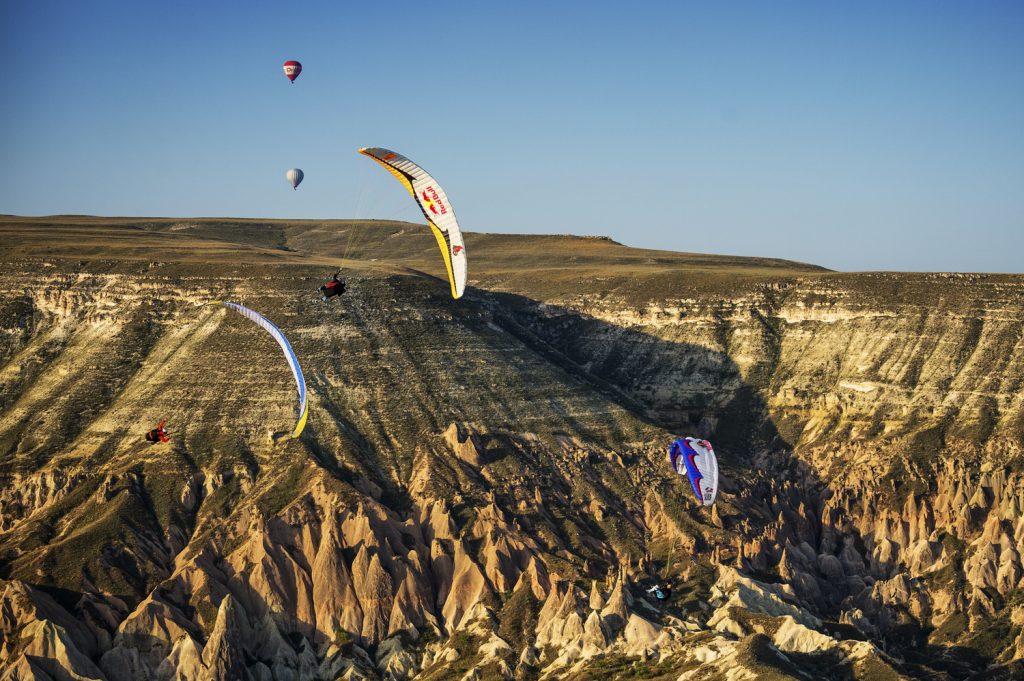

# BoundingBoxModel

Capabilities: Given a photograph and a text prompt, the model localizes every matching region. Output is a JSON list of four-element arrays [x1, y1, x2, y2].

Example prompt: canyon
[[1, 216, 1022, 680]]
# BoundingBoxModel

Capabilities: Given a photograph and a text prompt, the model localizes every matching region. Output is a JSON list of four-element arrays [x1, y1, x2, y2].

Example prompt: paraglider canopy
[[669, 437, 719, 506], [207, 302, 308, 439], [283, 60, 302, 83], [286, 168, 304, 190], [358, 147, 467, 299]]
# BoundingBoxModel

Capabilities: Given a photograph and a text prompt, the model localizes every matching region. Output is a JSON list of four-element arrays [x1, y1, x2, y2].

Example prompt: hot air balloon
[[286, 168, 304, 190], [283, 60, 302, 83]]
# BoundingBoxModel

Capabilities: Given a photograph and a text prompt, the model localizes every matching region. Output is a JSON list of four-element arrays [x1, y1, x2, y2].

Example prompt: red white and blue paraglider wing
[[669, 437, 719, 506]]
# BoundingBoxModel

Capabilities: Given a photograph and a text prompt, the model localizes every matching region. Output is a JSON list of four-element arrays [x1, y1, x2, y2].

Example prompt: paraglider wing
[[286, 168, 304, 190], [669, 438, 718, 506], [210, 302, 308, 438], [358, 147, 467, 299], [283, 60, 302, 83]]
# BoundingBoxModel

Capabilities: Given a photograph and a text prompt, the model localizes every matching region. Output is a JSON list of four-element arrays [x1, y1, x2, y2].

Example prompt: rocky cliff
[[0, 216, 1022, 680]]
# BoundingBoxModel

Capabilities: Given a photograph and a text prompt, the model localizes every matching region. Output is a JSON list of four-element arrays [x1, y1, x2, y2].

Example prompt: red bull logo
[[421, 190, 438, 215], [421, 186, 447, 215], [453, 245, 463, 255], [383, 152, 397, 160]]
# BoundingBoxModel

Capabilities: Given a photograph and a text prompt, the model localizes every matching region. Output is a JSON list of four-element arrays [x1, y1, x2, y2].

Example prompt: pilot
[[145, 419, 170, 444], [647, 582, 673, 602], [319, 272, 346, 302]]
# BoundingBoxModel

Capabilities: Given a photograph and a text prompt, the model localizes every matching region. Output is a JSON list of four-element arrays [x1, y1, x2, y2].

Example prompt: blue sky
[[1, 1, 1022, 272]]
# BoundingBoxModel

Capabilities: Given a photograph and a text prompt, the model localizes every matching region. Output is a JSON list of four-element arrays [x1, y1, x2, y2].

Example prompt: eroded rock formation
[[1, 217, 1023, 679]]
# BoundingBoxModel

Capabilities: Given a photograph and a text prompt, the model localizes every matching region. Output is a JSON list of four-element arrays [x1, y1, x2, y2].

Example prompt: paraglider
[[318, 272, 346, 302], [647, 582, 673, 602], [358, 148, 467, 299], [286, 168, 304, 190], [283, 60, 302, 83], [669, 437, 718, 506], [207, 302, 308, 439], [145, 419, 170, 444]]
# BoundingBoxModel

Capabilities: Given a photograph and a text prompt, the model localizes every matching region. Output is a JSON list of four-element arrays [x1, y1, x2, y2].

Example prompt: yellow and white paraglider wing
[[209, 302, 308, 438], [358, 147, 467, 299]]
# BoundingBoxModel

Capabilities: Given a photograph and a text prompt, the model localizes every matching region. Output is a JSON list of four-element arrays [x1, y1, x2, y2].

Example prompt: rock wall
[[1, 258, 1023, 680]]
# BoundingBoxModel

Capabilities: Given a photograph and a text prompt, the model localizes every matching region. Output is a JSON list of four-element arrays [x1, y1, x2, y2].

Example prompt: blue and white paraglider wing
[[669, 437, 718, 506], [210, 301, 308, 438]]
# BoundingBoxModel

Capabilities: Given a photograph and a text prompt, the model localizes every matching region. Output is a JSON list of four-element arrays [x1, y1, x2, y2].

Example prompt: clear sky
[[2, 1, 1022, 272]]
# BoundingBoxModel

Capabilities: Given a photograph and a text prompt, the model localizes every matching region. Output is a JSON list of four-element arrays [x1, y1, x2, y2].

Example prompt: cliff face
[[0, 217, 1022, 680]]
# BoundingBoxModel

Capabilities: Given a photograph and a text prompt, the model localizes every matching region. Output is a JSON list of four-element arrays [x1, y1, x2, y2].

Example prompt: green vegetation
[[821, 619, 867, 642], [726, 607, 785, 638], [416, 632, 482, 681], [563, 654, 684, 681], [595, 513, 643, 566], [142, 457, 196, 532], [497, 586, 541, 650], [930, 611, 968, 645], [962, 611, 1018, 662], [849, 655, 904, 681], [673, 561, 717, 618], [733, 633, 812, 680], [928, 533, 967, 594], [191, 584, 219, 628], [256, 460, 309, 517], [5, 472, 165, 602]]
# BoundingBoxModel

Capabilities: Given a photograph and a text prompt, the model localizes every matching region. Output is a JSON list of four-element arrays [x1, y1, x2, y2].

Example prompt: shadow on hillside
[[473, 288, 791, 468]]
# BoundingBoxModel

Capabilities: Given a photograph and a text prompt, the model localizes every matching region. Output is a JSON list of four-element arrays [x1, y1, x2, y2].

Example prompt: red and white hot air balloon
[[282, 60, 302, 83]]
